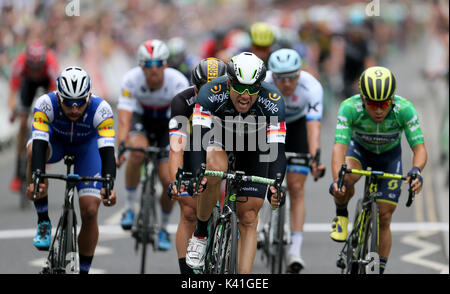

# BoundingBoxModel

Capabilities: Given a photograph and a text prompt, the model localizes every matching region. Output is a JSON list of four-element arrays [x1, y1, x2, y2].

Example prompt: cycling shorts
[[129, 113, 170, 161], [346, 140, 403, 205], [47, 135, 103, 199], [285, 117, 309, 175]]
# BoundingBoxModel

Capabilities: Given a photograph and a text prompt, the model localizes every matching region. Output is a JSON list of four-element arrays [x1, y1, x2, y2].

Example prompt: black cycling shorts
[[129, 113, 170, 161], [19, 78, 50, 113]]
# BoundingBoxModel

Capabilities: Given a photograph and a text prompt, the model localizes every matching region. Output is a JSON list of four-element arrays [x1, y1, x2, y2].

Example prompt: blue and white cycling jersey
[[31, 91, 115, 198], [265, 70, 323, 124]]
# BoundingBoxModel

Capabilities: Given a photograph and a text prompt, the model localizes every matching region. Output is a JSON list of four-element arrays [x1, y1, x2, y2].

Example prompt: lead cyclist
[[329, 66, 427, 274]]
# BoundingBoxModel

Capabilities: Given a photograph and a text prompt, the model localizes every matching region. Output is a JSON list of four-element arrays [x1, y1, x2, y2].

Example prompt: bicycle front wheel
[[362, 201, 379, 274], [224, 212, 238, 274], [271, 205, 285, 274]]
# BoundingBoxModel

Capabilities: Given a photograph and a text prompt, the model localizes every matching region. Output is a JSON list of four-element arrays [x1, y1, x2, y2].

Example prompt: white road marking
[[1, 222, 447, 240], [401, 230, 449, 273]]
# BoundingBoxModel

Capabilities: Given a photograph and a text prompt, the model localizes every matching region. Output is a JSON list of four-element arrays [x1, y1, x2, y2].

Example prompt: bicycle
[[191, 154, 283, 274], [32, 155, 112, 274], [259, 149, 325, 274], [118, 142, 164, 274], [335, 163, 416, 274]]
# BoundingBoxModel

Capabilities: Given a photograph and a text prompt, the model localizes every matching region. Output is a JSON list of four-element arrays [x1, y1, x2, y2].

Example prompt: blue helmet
[[268, 48, 302, 74]]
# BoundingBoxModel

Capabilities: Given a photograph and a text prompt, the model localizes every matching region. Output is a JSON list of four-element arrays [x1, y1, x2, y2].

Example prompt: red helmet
[[26, 41, 47, 69]]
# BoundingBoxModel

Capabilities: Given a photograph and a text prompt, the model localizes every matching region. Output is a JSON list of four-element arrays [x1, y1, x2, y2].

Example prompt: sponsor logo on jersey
[[207, 92, 228, 103], [121, 89, 131, 98], [97, 118, 115, 137], [258, 97, 279, 114], [210, 84, 222, 94], [33, 111, 49, 132], [269, 92, 281, 101]]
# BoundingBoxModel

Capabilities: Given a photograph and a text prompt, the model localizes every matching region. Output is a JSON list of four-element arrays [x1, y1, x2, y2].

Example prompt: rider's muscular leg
[[196, 148, 228, 222], [237, 197, 264, 274], [125, 134, 147, 189], [378, 202, 396, 258], [78, 196, 101, 256], [287, 173, 307, 232]]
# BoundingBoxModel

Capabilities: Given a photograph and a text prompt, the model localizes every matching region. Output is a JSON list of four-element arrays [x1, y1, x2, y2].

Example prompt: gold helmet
[[359, 66, 396, 101], [250, 22, 274, 47]]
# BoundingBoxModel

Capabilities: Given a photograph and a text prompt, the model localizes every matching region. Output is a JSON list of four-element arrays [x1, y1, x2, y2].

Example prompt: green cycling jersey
[[334, 95, 425, 154]]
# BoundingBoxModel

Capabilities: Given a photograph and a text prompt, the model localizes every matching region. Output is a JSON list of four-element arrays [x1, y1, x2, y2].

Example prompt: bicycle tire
[[225, 212, 238, 274], [361, 201, 379, 274], [204, 204, 221, 273], [347, 199, 363, 274], [210, 219, 225, 274], [139, 177, 151, 274], [64, 209, 79, 274], [271, 205, 285, 274]]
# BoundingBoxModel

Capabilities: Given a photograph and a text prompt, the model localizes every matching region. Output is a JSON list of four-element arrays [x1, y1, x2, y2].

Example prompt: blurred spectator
[[167, 36, 199, 82]]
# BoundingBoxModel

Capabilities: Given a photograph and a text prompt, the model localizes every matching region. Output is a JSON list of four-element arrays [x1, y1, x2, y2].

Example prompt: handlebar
[[336, 163, 416, 207], [285, 148, 325, 181], [32, 169, 114, 205]]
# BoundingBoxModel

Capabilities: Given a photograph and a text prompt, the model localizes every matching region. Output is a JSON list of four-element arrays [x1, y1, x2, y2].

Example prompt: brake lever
[[337, 163, 347, 192], [406, 173, 417, 207]]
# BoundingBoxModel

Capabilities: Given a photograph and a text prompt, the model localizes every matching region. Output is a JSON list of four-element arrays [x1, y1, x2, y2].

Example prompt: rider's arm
[[306, 120, 321, 156], [116, 74, 137, 146], [331, 142, 349, 180], [117, 109, 132, 146], [8, 54, 25, 115], [95, 101, 117, 180], [305, 71, 324, 156], [411, 143, 427, 173], [168, 93, 190, 182]]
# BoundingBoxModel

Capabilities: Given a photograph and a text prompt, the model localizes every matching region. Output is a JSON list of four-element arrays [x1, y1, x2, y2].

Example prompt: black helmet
[[191, 57, 227, 89]]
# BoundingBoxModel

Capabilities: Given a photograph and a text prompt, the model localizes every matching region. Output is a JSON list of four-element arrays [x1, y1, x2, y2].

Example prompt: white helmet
[[56, 66, 91, 100], [227, 52, 266, 85], [137, 39, 169, 65]]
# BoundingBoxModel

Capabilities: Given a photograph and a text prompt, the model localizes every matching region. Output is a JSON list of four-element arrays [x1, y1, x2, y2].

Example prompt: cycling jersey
[[265, 70, 323, 124], [334, 95, 425, 154], [117, 66, 189, 119], [31, 92, 116, 198], [10, 50, 59, 92], [189, 75, 287, 199]]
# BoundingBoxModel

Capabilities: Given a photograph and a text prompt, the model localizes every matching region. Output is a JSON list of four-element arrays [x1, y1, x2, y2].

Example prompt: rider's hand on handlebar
[[26, 182, 47, 200], [311, 161, 326, 180], [116, 153, 126, 168], [329, 180, 347, 198], [269, 185, 284, 209], [405, 167, 423, 194], [100, 188, 116, 207]]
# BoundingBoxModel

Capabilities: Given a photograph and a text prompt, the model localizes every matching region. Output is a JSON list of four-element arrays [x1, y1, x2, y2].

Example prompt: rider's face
[[142, 62, 167, 90], [59, 94, 90, 121], [227, 79, 259, 114], [273, 71, 300, 97], [362, 95, 392, 123]]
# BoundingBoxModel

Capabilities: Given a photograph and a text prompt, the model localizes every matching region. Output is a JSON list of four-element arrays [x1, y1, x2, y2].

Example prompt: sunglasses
[[364, 97, 392, 110], [231, 83, 261, 95], [143, 59, 164, 68], [60, 96, 88, 108], [273, 72, 299, 82]]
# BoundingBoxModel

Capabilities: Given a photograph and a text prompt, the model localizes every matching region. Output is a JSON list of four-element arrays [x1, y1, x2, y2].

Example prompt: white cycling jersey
[[117, 66, 189, 119], [265, 70, 323, 124]]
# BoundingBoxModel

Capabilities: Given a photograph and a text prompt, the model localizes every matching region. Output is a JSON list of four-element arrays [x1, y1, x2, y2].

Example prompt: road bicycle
[[335, 163, 416, 274], [195, 154, 283, 274], [118, 142, 164, 274], [258, 150, 325, 274], [32, 155, 112, 274]]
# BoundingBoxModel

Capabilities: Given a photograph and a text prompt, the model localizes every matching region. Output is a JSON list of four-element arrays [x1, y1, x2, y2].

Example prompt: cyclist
[[249, 22, 275, 64], [8, 41, 59, 192], [116, 39, 189, 250], [329, 66, 427, 274], [265, 48, 326, 273], [26, 66, 117, 274], [167, 57, 227, 274], [167, 36, 199, 82], [185, 52, 287, 274]]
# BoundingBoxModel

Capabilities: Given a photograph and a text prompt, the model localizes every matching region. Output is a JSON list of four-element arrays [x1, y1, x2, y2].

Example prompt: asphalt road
[[0, 36, 448, 275]]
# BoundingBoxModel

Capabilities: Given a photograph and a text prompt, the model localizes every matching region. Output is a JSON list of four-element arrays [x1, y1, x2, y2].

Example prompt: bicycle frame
[[336, 164, 415, 274]]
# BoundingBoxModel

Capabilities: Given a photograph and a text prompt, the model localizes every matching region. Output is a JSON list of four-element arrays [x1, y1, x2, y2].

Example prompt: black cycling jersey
[[191, 75, 287, 189]]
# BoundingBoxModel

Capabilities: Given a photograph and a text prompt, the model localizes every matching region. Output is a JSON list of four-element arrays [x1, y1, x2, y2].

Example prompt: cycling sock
[[160, 209, 171, 231], [335, 202, 348, 217], [289, 231, 303, 256], [380, 256, 388, 274], [124, 187, 137, 211], [193, 218, 209, 238], [178, 258, 195, 274], [34, 197, 50, 224], [79, 254, 94, 274]]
